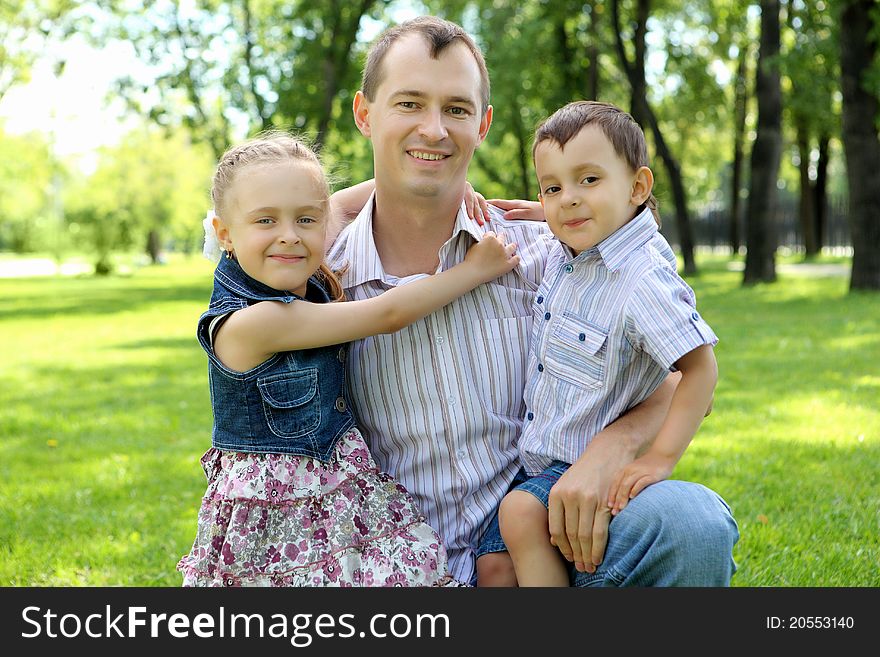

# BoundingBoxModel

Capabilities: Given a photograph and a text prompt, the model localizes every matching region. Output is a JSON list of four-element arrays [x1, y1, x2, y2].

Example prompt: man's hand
[[547, 441, 633, 574]]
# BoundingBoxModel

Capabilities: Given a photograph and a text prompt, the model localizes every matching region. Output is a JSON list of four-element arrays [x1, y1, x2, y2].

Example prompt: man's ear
[[213, 216, 232, 253], [631, 166, 654, 206], [353, 91, 371, 138], [475, 104, 493, 147]]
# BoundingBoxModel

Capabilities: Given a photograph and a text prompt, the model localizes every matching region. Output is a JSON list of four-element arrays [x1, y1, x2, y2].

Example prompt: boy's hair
[[211, 131, 344, 301], [361, 15, 490, 117], [532, 101, 660, 225]]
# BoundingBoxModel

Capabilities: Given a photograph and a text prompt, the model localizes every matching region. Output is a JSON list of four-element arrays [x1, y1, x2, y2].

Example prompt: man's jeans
[[569, 479, 739, 586]]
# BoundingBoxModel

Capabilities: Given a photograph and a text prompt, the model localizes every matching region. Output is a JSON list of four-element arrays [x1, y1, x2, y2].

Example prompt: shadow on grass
[[0, 280, 210, 321]]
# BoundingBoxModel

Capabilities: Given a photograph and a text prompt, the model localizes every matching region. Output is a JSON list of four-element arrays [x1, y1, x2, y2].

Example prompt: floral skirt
[[177, 428, 461, 587]]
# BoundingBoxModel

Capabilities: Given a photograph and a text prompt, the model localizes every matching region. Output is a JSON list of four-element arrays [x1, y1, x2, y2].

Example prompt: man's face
[[354, 34, 492, 202]]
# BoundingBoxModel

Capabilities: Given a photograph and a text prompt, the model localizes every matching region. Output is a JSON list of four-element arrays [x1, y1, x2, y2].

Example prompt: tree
[[743, 0, 782, 285], [839, 0, 880, 291], [64, 127, 214, 273], [612, 0, 698, 274]]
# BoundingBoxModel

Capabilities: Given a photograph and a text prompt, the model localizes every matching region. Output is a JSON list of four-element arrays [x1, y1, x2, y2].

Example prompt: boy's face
[[353, 34, 492, 205], [535, 125, 650, 255]]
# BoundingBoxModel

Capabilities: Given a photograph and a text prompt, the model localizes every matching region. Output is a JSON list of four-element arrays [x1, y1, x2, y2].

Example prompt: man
[[327, 16, 738, 586]]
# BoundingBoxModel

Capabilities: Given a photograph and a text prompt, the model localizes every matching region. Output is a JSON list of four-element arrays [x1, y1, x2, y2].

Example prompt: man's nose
[[418, 109, 448, 142]]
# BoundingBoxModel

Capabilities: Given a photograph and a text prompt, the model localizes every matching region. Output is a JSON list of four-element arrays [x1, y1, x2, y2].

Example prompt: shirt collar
[[337, 192, 485, 287], [564, 206, 658, 272]]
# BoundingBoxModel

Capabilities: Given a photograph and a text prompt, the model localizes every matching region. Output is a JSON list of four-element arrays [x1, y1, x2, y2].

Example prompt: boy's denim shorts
[[476, 460, 570, 557]]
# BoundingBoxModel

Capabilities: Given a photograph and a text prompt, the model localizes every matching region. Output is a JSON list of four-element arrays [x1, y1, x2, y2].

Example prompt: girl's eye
[[298, 216, 316, 224]]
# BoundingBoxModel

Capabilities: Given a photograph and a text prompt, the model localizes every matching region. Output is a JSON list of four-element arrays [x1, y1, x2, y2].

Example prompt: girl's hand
[[464, 231, 520, 282], [486, 198, 545, 222], [465, 182, 491, 226], [607, 452, 676, 516]]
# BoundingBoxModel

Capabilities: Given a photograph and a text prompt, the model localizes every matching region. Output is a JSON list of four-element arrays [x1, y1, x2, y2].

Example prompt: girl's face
[[215, 160, 328, 296]]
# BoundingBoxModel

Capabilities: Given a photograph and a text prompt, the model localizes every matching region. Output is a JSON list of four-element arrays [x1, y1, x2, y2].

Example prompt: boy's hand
[[486, 198, 545, 222], [464, 231, 520, 281], [607, 452, 676, 516], [464, 182, 492, 226]]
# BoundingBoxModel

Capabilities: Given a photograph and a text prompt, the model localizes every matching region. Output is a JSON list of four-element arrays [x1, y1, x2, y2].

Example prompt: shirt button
[[692, 311, 700, 321], [456, 449, 466, 459], [544, 312, 551, 321], [564, 264, 574, 273], [335, 397, 347, 412], [527, 412, 534, 421], [579, 333, 586, 341], [537, 296, 544, 304], [537, 363, 544, 372], [436, 335, 445, 345], [448, 396, 457, 406], [337, 347, 346, 363]]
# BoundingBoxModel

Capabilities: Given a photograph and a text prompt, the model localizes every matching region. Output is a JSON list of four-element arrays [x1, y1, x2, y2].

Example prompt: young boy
[[496, 101, 719, 586]]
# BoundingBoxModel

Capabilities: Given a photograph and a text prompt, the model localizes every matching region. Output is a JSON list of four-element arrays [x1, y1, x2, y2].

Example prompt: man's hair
[[361, 15, 490, 116], [533, 100, 660, 225]]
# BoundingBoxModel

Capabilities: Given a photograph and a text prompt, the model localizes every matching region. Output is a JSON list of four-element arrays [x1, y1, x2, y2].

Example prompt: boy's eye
[[543, 185, 561, 195], [581, 176, 599, 184], [257, 217, 274, 224]]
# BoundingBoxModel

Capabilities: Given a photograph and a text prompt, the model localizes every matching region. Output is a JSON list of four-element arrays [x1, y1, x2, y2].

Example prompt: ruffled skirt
[[177, 428, 461, 586]]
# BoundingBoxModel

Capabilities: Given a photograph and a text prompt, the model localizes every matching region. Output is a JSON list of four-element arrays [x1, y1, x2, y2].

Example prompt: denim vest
[[197, 256, 354, 460]]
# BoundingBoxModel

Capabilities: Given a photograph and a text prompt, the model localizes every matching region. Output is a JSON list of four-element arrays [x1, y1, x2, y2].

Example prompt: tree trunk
[[611, 0, 697, 274], [795, 119, 818, 256], [586, 0, 600, 100], [730, 48, 748, 255], [743, 0, 782, 286], [146, 229, 162, 264], [840, 0, 880, 291], [814, 133, 830, 250]]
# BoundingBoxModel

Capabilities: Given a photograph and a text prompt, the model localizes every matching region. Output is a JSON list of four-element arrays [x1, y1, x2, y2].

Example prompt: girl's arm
[[215, 233, 520, 372], [607, 344, 718, 514]]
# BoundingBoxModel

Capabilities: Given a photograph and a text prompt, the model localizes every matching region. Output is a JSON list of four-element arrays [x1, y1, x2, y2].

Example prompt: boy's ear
[[213, 216, 232, 252], [353, 91, 371, 138], [631, 166, 654, 206], [538, 194, 544, 207]]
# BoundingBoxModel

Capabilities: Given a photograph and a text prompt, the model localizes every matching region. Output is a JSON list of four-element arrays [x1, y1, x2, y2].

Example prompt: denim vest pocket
[[257, 369, 322, 438], [544, 313, 608, 390]]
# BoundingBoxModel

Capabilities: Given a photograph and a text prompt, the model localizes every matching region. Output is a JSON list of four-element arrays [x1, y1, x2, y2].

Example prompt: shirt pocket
[[257, 369, 321, 439], [543, 313, 609, 390]]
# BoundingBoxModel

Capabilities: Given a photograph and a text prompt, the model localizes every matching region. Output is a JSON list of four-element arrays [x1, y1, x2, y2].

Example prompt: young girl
[[176, 133, 519, 587]]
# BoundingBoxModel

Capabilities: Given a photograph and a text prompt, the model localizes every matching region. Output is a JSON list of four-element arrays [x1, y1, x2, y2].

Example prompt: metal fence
[[659, 196, 852, 254]]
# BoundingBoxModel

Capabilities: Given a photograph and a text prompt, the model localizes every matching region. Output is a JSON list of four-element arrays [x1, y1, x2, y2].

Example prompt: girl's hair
[[532, 101, 660, 226], [211, 131, 345, 301]]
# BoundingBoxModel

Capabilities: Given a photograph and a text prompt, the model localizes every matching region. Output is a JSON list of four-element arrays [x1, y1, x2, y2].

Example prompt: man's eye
[[399, 101, 417, 109], [448, 107, 468, 116]]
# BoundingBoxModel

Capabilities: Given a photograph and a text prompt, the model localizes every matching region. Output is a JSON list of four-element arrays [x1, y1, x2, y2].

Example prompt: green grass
[[0, 254, 877, 586]]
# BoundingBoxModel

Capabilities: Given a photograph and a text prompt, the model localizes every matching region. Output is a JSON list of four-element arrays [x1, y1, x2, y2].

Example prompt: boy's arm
[[608, 344, 718, 514], [547, 373, 678, 574]]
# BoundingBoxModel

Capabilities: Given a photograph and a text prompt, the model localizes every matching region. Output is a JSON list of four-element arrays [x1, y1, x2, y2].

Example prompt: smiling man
[[327, 16, 738, 587]]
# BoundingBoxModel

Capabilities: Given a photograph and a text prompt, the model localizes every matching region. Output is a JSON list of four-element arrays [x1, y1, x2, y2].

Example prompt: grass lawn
[[0, 253, 877, 586]]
